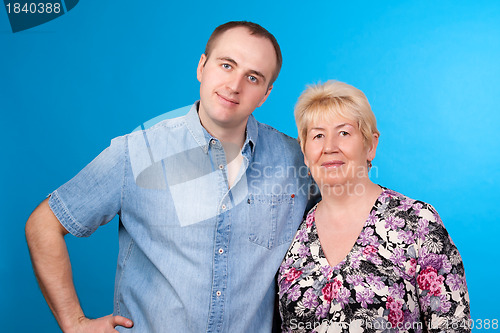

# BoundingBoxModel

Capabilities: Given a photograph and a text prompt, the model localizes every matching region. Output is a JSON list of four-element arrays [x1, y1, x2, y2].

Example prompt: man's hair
[[294, 80, 380, 151], [204, 21, 282, 86]]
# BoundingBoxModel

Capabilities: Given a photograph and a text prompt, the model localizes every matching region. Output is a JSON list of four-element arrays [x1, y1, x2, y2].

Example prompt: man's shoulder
[[121, 113, 189, 141], [255, 121, 300, 151]]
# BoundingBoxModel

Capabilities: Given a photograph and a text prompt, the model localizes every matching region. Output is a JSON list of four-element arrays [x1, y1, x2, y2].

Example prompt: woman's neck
[[317, 179, 382, 227]]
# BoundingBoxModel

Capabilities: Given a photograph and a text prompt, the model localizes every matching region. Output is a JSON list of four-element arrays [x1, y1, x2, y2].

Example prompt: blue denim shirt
[[49, 102, 312, 332]]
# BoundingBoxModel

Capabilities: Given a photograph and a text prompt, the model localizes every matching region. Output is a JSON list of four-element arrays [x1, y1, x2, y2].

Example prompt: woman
[[278, 81, 470, 332]]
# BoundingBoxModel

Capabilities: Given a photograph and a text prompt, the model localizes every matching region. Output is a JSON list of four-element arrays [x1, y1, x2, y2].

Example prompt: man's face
[[197, 27, 277, 133]]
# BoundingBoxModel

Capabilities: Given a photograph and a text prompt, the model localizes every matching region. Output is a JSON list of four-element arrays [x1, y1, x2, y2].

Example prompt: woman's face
[[303, 114, 378, 192]]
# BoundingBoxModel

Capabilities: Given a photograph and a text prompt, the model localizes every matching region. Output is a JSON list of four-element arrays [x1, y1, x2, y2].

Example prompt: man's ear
[[197, 54, 207, 83], [257, 85, 273, 107]]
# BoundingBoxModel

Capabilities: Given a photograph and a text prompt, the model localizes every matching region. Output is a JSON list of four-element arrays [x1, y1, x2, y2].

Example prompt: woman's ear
[[367, 133, 379, 162]]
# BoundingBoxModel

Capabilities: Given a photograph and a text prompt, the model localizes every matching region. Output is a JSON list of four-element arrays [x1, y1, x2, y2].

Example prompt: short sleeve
[[415, 203, 471, 332], [49, 135, 127, 237]]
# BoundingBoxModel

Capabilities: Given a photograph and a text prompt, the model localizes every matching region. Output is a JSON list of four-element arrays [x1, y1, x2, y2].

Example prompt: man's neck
[[198, 109, 247, 150], [198, 110, 248, 188]]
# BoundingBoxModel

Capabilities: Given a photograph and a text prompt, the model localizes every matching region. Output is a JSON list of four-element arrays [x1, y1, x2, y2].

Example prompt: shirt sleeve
[[415, 203, 471, 332], [48, 135, 127, 237]]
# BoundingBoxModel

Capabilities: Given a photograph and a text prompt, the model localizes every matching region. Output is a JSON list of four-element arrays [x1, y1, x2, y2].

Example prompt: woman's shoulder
[[377, 186, 442, 225]]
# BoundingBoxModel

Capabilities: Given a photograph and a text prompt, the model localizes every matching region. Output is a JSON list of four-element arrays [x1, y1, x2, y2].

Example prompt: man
[[26, 21, 312, 332]]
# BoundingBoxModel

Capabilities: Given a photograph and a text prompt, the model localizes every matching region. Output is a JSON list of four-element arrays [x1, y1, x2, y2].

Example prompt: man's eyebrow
[[217, 57, 267, 83], [248, 69, 267, 83], [218, 56, 237, 66]]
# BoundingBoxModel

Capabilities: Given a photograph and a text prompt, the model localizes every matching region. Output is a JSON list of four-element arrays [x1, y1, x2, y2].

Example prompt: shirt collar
[[185, 101, 258, 155], [244, 113, 258, 155]]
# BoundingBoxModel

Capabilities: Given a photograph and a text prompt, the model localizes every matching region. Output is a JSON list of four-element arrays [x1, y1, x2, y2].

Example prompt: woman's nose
[[323, 136, 338, 153]]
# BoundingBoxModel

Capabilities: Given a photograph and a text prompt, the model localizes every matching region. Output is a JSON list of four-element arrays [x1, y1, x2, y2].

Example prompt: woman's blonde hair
[[294, 80, 380, 150]]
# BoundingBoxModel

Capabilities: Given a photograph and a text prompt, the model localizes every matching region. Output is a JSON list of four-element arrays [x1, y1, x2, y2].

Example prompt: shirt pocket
[[248, 193, 295, 249]]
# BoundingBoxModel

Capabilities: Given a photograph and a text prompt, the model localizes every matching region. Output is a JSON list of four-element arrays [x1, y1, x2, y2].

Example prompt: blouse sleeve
[[415, 202, 471, 332]]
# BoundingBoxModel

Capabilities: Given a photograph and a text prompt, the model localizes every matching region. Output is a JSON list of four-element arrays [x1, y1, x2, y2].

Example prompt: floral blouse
[[278, 188, 470, 332]]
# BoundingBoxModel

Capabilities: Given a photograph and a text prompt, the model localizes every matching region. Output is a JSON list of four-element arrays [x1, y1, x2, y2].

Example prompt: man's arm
[[25, 198, 133, 333]]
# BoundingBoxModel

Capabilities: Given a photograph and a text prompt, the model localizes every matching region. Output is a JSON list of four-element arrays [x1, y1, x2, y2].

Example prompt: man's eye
[[222, 64, 232, 70], [248, 75, 257, 83]]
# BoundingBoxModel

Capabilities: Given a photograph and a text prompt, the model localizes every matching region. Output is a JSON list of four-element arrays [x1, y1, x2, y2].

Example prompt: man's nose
[[225, 73, 243, 93]]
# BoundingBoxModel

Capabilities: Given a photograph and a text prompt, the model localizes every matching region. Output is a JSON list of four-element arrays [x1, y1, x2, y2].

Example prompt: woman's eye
[[340, 131, 349, 136], [313, 133, 324, 139]]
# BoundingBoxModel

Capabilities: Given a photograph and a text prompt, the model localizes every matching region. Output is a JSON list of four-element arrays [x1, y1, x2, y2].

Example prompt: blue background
[[1, 0, 499, 331]]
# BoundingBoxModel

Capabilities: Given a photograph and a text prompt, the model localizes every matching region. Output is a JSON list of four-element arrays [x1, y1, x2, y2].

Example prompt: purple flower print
[[420, 253, 451, 273], [356, 288, 375, 308], [366, 273, 385, 290], [279, 257, 293, 274], [423, 253, 443, 271], [320, 265, 334, 279], [441, 257, 452, 273], [358, 228, 376, 246], [389, 282, 405, 299], [337, 287, 350, 308], [346, 274, 364, 286], [446, 274, 463, 291], [398, 198, 413, 211], [398, 230, 415, 244], [287, 284, 301, 302], [413, 202, 423, 215], [296, 228, 309, 243], [367, 253, 382, 265], [390, 247, 406, 266], [367, 210, 377, 225], [315, 303, 330, 319], [350, 251, 362, 269], [385, 216, 405, 230], [303, 288, 319, 309], [279, 279, 291, 297], [436, 294, 451, 313], [416, 219, 429, 240], [298, 244, 311, 258]]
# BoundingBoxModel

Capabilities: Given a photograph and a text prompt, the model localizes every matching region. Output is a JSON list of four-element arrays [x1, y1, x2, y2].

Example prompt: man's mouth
[[216, 92, 239, 105]]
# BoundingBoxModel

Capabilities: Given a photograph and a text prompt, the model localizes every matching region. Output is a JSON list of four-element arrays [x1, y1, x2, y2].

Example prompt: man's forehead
[[212, 26, 252, 45], [209, 27, 276, 73]]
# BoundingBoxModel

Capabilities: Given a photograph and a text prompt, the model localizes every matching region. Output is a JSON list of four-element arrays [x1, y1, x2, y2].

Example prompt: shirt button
[[216, 291, 222, 297], [221, 204, 226, 210], [210, 139, 216, 145], [218, 164, 224, 170], [218, 248, 224, 254]]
